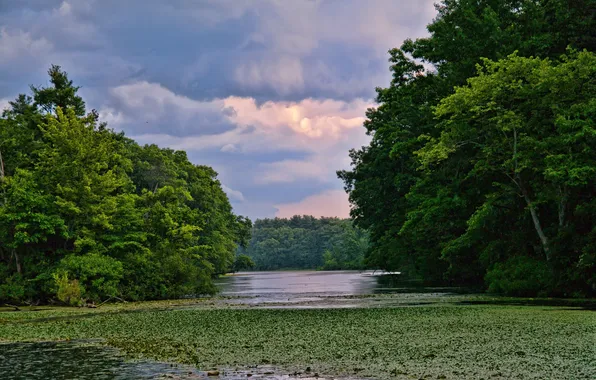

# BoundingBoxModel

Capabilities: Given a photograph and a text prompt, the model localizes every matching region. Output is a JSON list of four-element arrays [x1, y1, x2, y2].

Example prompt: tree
[[32, 65, 86, 117], [339, 0, 596, 295], [418, 50, 596, 295], [0, 169, 65, 276], [240, 216, 368, 271], [0, 66, 251, 304], [232, 255, 255, 272]]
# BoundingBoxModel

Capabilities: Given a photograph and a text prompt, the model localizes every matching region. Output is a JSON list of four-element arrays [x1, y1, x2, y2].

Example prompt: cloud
[[220, 144, 239, 153], [223, 0, 436, 97], [0, 0, 438, 219], [221, 184, 245, 202], [257, 159, 328, 184], [0, 98, 12, 112], [275, 190, 351, 219], [103, 82, 372, 188], [102, 81, 372, 153], [235, 56, 305, 96], [100, 81, 235, 136], [0, 0, 437, 103], [164, 0, 436, 101], [168, 0, 257, 28], [221, 96, 370, 140], [0, 28, 53, 66], [0, 0, 63, 13]]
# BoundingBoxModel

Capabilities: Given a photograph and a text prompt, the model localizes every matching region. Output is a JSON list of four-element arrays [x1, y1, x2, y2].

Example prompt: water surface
[[214, 270, 462, 308], [0, 340, 357, 380], [215, 270, 384, 296], [1, 271, 465, 379], [0, 340, 201, 380]]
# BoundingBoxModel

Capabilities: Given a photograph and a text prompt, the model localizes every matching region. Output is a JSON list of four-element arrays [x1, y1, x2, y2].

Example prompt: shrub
[[56, 253, 124, 303], [53, 272, 82, 306], [485, 256, 553, 297], [0, 270, 26, 303]]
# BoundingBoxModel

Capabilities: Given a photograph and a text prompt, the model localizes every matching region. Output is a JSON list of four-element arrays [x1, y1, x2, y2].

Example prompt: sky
[[0, 0, 437, 220]]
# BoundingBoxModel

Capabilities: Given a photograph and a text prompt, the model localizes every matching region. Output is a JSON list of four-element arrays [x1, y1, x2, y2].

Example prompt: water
[[0, 340, 202, 380], [213, 270, 460, 308], [0, 341, 351, 380], [215, 270, 386, 298], [0, 271, 460, 379]]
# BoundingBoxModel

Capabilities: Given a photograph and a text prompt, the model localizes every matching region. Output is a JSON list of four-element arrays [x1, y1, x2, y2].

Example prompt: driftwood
[[3, 303, 21, 311], [96, 296, 128, 307]]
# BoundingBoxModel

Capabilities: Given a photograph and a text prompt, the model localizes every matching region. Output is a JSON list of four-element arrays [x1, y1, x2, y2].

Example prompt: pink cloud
[[102, 81, 372, 188], [257, 159, 328, 184], [275, 190, 351, 218], [105, 82, 372, 155]]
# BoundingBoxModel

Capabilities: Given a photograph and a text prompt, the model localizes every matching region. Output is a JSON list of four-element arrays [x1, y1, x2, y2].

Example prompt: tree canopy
[[0, 66, 251, 305], [339, 0, 596, 297], [239, 216, 368, 271]]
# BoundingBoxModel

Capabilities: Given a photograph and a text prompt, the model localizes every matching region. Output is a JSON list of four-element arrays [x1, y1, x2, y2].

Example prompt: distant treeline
[[339, 0, 596, 297], [239, 216, 368, 270], [0, 66, 251, 305]]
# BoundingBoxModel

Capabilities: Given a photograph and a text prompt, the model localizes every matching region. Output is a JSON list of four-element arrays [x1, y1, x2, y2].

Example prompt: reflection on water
[[0, 340, 200, 380], [214, 271, 384, 296], [0, 341, 358, 380], [0, 271, 466, 379], [213, 270, 463, 307], [214, 270, 461, 297]]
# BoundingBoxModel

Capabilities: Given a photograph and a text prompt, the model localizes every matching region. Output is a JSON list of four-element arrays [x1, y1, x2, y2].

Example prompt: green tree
[[0, 169, 65, 277], [241, 216, 368, 271], [232, 254, 255, 272], [339, 0, 596, 295], [418, 51, 596, 295], [0, 66, 251, 303]]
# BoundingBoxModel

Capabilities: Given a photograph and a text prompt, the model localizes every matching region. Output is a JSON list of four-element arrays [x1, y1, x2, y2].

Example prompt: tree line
[[339, 0, 596, 297], [0, 66, 252, 305], [239, 215, 368, 270]]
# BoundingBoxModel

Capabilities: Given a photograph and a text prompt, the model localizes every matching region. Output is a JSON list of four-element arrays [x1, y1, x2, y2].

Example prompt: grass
[[1, 301, 595, 379]]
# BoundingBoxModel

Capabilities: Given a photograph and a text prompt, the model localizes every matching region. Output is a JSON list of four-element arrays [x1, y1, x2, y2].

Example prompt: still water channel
[[216, 270, 387, 296], [0, 271, 453, 379]]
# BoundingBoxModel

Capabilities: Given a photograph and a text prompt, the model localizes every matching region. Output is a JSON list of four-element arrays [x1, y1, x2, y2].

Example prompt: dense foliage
[[339, 0, 596, 296], [239, 216, 368, 270], [0, 66, 251, 304]]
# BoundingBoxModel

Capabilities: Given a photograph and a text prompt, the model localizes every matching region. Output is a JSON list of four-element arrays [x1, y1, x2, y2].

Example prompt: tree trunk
[[557, 185, 567, 228], [558, 199, 565, 228], [521, 191, 551, 262], [11, 249, 22, 274], [0, 147, 4, 181], [511, 128, 551, 261], [0, 148, 6, 207]]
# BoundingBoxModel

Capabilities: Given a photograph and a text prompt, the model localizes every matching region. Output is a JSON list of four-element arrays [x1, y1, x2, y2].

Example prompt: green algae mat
[[1, 304, 594, 379]]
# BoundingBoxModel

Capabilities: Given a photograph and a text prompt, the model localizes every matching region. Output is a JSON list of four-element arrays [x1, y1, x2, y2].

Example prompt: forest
[[0, 67, 252, 305], [338, 0, 596, 297], [239, 216, 368, 270], [1, 0, 595, 305], [1, 2, 594, 379]]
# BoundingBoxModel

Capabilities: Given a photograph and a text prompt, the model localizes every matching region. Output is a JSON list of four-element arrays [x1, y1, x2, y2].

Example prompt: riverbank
[[1, 296, 594, 379]]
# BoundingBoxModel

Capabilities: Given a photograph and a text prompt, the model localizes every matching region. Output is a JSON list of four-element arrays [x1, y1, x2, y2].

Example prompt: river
[[213, 270, 462, 308], [0, 271, 459, 379]]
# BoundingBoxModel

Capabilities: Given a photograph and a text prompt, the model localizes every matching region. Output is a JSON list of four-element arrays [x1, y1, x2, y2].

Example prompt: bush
[[119, 253, 167, 301], [0, 271, 26, 303], [53, 272, 83, 306], [56, 253, 124, 303], [485, 256, 553, 297]]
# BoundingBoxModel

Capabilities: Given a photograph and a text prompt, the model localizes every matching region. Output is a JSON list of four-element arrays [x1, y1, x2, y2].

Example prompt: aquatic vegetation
[[1, 303, 594, 379]]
